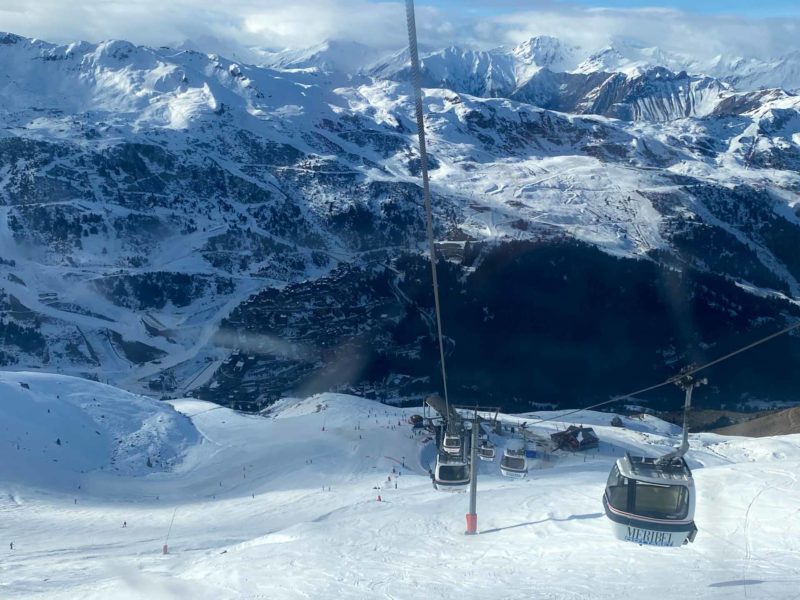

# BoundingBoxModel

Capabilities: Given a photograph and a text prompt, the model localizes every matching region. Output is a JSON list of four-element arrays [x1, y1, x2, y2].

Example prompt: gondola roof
[[618, 453, 692, 483]]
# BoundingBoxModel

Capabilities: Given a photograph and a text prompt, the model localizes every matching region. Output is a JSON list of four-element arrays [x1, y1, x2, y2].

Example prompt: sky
[[430, 0, 800, 17], [1, 0, 799, 61], [563, 0, 800, 16]]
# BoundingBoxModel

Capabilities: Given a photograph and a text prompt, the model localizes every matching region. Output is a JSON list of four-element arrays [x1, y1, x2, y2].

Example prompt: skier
[[122, 521, 127, 528], [9, 542, 13, 550]]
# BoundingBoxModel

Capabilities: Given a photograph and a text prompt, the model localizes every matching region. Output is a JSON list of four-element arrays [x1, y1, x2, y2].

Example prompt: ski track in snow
[[1, 371, 800, 598]]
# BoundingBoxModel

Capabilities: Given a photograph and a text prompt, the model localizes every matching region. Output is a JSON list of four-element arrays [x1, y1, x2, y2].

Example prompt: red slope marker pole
[[466, 409, 479, 535]]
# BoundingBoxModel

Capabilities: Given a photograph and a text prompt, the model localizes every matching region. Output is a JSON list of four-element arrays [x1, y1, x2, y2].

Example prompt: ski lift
[[433, 449, 470, 491], [478, 439, 496, 461], [602, 375, 704, 547], [499, 438, 527, 478]]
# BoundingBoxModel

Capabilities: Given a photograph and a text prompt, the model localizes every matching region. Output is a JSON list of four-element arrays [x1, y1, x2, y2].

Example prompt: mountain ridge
[[1, 32, 799, 410]]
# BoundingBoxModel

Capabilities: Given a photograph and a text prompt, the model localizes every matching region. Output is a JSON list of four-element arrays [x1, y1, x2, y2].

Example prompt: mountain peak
[[511, 36, 573, 69], [0, 32, 24, 45], [263, 38, 382, 73]]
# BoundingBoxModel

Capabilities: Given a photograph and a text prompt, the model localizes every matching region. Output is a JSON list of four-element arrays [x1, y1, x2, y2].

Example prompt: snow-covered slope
[[0, 372, 198, 490], [2, 372, 800, 599]]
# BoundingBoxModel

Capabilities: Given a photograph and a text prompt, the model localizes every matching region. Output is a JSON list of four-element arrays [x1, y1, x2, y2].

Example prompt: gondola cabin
[[499, 438, 527, 478], [433, 450, 470, 491], [603, 453, 697, 547], [442, 433, 462, 455], [478, 440, 496, 461]]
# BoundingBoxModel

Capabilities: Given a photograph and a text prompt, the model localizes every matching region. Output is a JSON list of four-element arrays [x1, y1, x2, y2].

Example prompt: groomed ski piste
[[2, 371, 800, 599]]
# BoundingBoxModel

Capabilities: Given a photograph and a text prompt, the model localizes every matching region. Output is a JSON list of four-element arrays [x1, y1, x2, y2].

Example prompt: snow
[[0, 372, 198, 490], [3, 371, 800, 599]]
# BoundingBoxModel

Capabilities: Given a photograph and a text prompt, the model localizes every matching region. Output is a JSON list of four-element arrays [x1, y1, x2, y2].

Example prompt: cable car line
[[670, 319, 800, 383], [405, 0, 452, 420], [531, 319, 800, 427]]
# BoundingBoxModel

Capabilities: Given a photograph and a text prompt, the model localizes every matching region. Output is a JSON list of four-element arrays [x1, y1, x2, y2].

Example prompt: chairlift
[[602, 375, 703, 547], [499, 438, 527, 478]]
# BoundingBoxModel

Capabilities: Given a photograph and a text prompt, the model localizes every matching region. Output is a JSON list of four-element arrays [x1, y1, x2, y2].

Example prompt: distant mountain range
[[263, 35, 800, 95], [1, 31, 799, 411], [261, 35, 800, 122]]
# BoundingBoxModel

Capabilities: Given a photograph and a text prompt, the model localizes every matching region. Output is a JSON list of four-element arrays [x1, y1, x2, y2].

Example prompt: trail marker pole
[[163, 507, 177, 555]]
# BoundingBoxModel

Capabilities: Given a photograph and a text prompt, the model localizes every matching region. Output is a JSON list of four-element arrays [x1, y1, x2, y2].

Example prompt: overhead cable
[[405, 0, 452, 418]]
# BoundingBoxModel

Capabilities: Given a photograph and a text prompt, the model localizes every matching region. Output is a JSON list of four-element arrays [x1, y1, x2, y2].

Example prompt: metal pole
[[660, 373, 706, 463], [466, 409, 479, 534]]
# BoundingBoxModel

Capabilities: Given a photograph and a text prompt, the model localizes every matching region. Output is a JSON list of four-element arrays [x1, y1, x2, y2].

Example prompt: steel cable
[[531, 320, 800, 426], [405, 0, 452, 420]]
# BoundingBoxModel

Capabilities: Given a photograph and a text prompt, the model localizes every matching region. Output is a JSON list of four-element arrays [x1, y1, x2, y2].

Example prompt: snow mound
[[264, 392, 377, 422], [0, 372, 198, 490]]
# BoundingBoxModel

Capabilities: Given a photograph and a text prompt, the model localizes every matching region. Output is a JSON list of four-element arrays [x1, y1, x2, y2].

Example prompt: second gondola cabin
[[499, 438, 528, 478], [478, 439, 496, 461], [603, 453, 697, 547]]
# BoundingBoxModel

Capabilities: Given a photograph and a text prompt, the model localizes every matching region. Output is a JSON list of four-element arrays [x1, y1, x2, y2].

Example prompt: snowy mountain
[[576, 40, 800, 93], [368, 36, 579, 100], [3, 370, 800, 599], [1, 32, 800, 409], [511, 35, 578, 74], [269, 34, 800, 99], [366, 37, 785, 122], [574, 39, 697, 76], [710, 51, 800, 94]]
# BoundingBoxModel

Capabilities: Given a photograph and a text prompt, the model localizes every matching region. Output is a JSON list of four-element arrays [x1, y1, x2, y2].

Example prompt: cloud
[[0, 0, 798, 62], [0, 0, 419, 51], [486, 6, 800, 60]]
